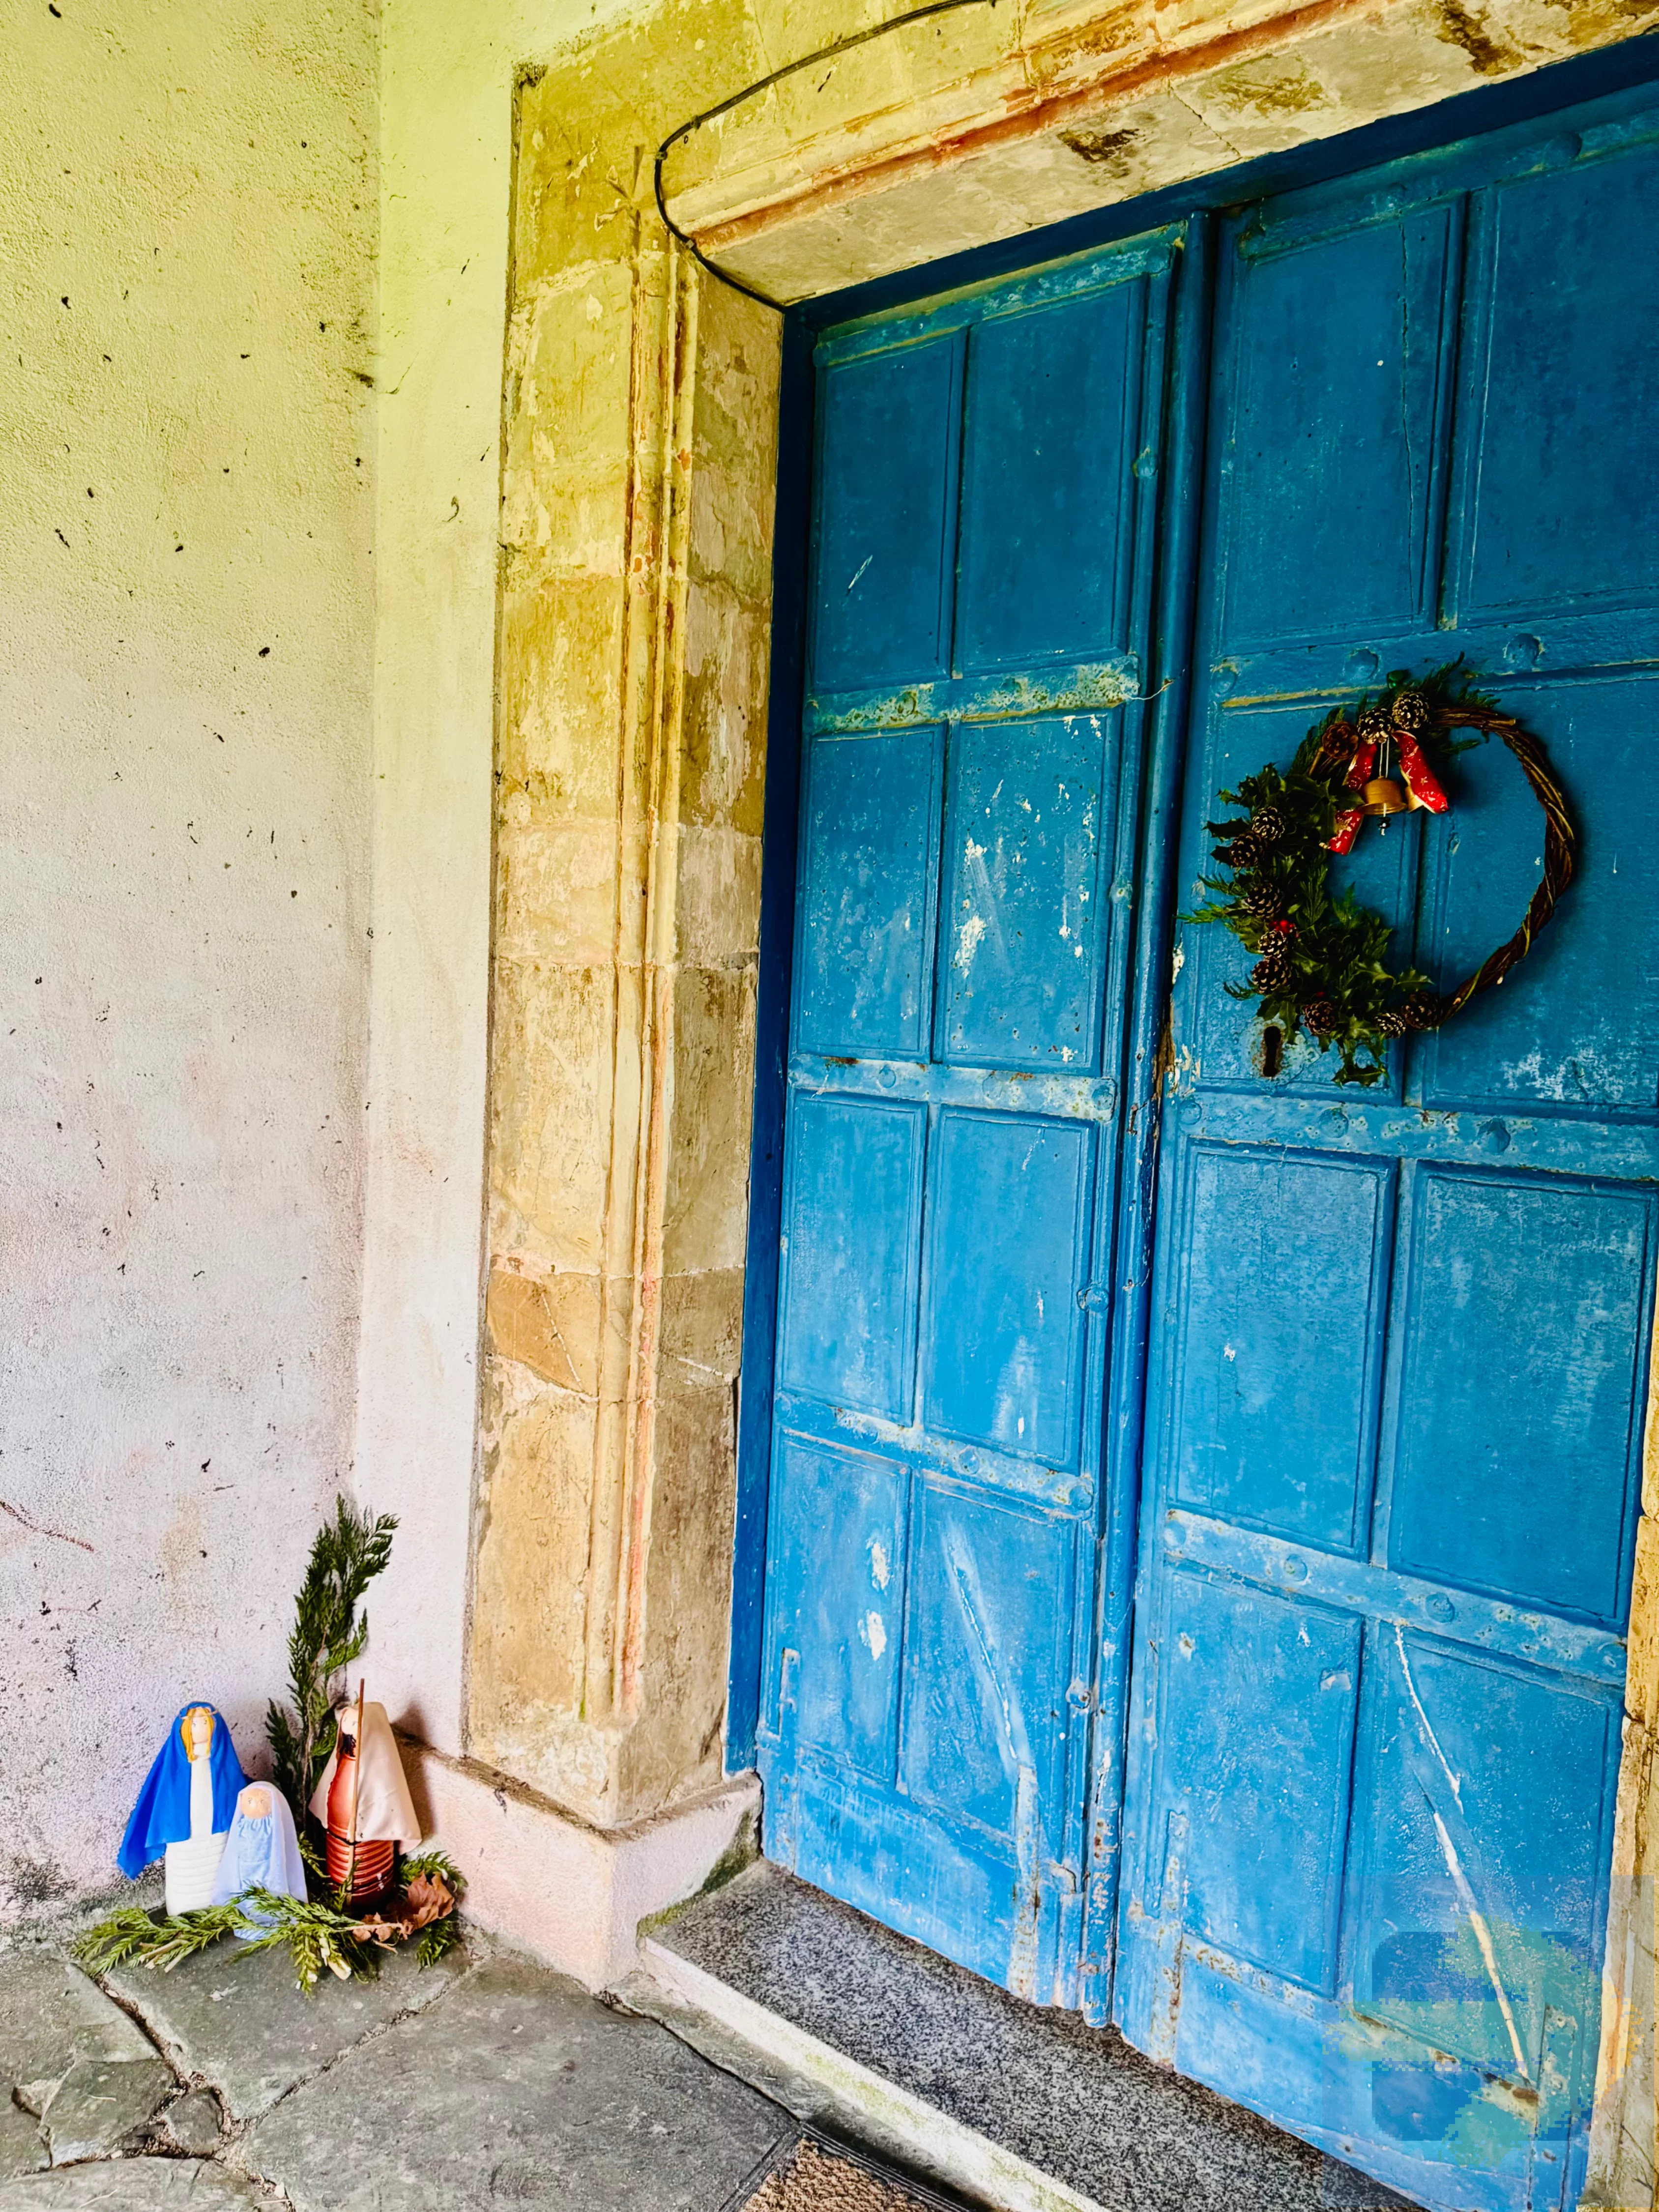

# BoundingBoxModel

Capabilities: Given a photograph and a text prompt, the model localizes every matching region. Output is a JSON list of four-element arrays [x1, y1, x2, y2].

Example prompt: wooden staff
[[347, 1680, 365, 1902]]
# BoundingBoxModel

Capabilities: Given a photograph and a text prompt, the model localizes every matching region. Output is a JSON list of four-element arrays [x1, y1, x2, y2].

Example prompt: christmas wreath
[[1188, 662, 1576, 1087]]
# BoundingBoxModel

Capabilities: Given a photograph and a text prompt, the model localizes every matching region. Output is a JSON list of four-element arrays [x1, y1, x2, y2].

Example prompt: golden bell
[[1361, 776, 1409, 815]]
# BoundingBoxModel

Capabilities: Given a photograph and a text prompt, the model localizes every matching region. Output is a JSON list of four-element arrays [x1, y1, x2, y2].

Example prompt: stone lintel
[[662, 0, 1659, 301]]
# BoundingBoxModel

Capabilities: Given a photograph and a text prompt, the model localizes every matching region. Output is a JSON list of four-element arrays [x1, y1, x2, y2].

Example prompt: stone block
[[661, 962, 757, 1279], [674, 825, 763, 969], [500, 264, 637, 567], [103, 1937, 469, 2122], [619, 1376, 741, 1818], [42, 2055, 173, 2161], [495, 815, 640, 968], [498, 570, 628, 817], [487, 956, 616, 1272], [485, 1263, 600, 1396], [680, 584, 771, 837], [470, 1374, 599, 1737], [237, 1956, 787, 2212], [659, 1265, 745, 1392]]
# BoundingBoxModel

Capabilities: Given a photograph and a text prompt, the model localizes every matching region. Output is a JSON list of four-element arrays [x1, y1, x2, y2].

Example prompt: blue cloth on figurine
[[210, 1782, 308, 1931], [117, 1703, 246, 1878]]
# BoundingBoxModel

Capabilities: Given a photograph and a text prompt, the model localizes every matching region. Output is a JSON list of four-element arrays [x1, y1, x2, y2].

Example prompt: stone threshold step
[[620, 1860, 1414, 2212]]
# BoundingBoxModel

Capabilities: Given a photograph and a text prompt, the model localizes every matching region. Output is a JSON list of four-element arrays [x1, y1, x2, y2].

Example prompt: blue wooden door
[[755, 233, 1181, 2002], [1116, 86, 1659, 2212]]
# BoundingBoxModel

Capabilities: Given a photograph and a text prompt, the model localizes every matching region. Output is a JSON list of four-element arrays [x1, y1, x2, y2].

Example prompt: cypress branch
[[265, 1495, 397, 1817]]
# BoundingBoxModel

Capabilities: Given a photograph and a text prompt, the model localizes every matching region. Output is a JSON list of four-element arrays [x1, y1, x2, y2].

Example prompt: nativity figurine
[[210, 1781, 308, 1930], [308, 1687, 420, 1903], [118, 1701, 246, 1912]]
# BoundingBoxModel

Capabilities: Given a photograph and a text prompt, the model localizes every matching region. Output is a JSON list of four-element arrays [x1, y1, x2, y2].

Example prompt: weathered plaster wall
[[0, 0, 377, 1916]]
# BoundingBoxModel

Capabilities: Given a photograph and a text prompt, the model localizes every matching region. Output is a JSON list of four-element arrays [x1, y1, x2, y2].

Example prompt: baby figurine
[[210, 1782, 308, 1931], [118, 1702, 246, 1912]]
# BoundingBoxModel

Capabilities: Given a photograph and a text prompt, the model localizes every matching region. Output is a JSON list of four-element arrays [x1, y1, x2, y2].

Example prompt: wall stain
[[1061, 125, 1140, 178], [1433, 0, 1524, 75], [1205, 59, 1330, 117]]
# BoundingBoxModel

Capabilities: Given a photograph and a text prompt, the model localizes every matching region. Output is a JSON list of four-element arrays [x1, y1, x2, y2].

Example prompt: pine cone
[[1250, 805, 1287, 845], [1391, 688, 1429, 732], [1217, 832, 1264, 871], [1238, 883, 1282, 921], [1251, 948, 1295, 995], [1399, 990, 1451, 1031], [1373, 1006, 1411, 1039], [1302, 998, 1341, 1039], [1357, 707, 1392, 742]]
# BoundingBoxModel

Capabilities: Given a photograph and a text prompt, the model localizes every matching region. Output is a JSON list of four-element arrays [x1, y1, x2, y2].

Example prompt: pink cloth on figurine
[[307, 1699, 421, 1846]]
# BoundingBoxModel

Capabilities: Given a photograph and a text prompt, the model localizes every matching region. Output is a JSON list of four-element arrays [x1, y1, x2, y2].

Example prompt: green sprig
[[266, 1495, 397, 1817], [75, 1891, 390, 1996]]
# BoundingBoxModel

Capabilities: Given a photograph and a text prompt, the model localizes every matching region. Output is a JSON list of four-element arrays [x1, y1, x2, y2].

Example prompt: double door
[[752, 72, 1659, 2212]]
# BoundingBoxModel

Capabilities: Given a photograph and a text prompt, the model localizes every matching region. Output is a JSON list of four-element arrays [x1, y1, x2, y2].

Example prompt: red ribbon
[[1321, 718, 1448, 852]]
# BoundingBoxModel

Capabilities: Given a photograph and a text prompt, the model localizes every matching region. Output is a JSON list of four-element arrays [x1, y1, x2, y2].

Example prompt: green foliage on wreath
[[1186, 662, 1493, 1087]]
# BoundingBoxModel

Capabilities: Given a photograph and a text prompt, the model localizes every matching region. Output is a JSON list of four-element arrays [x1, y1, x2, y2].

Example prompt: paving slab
[[0, 1948, 160, 2113], [239, 1956, 790, 2212], [103, 1934, 469, 2120], [0, 2097, 50, 2179], [41, 2055, 174, 2161], [0, 2159, 266, 2208], [153, 2087, 226, 2154]]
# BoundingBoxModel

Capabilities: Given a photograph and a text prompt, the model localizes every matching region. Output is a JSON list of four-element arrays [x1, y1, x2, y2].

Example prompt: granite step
[[623, 1860, 1416, 2212]]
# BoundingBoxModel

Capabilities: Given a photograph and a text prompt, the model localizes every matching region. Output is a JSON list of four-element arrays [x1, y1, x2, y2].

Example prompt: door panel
[[758, 230, 1179, 2003], [1155, 1568, 1362, 1994], [920, 1110, 1095, 1467], [1119, 91, 1659, 2212], [956, 283, 1141, 670], [1462, 148, 1659, 619], [778, 1093, 925, 1421], [795, 725, 941, 1058], [936, 715, 1114, 1070], [1168, 1145, 1395, 1552], [1217, 204, 1460, 646], [811, 339, 960, 689], [1419, 673, 1659, 1112], [1387, 1170, 1653, 1626]]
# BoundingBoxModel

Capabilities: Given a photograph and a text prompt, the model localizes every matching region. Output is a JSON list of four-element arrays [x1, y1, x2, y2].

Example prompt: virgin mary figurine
[[118, 1702, 246, 1912]]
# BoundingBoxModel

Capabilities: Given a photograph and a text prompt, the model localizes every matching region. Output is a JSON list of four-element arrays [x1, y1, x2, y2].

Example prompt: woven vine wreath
[[1189, 661, 1576, 1087]]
